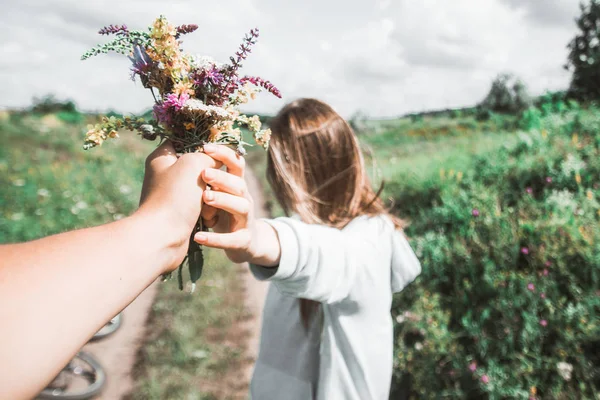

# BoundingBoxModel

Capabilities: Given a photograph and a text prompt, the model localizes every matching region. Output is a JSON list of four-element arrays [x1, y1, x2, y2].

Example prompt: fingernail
[[205, 191, 214, 201], [195, 233, 207, 243], [203, 144, 217, 153], [204, 168, 214, 180]]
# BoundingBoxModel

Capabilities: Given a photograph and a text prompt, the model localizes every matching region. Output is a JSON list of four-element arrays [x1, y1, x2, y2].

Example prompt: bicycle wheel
[[37, 352, 106, 400], [91, 313, 123, 341]]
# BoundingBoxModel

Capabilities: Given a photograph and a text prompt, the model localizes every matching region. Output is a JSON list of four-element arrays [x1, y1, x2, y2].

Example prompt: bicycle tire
[[91, 313, 123, 341], [37, 352, 106, 400]]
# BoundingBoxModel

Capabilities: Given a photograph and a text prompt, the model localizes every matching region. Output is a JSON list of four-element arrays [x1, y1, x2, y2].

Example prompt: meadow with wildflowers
[[378, 104, 600, 399]]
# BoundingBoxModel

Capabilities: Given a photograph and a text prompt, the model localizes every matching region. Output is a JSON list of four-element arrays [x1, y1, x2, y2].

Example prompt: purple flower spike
[[468, 362, 477, 372], [481, 375, 490, 384], [240, 75, 282, 98], [528, 283, 535, 291], [540, 319, 548, 327], [99, 24, 129, 36], [175, 24, 199, 38], [521, 247, 529, 255], [471, 208, 480, 217]]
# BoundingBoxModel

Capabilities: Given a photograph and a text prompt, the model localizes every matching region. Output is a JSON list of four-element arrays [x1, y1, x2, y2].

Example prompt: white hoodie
[[249, 215, 421, 400]]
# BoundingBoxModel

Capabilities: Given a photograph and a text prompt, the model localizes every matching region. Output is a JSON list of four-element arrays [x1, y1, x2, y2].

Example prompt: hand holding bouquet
[[81, 16, 281, 290]]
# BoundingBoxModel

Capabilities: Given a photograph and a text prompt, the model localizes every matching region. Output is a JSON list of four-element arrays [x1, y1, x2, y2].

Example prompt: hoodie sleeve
[[250, 216, 422, 302], [249, 217, 365, 304], [390, 229, 421, 293]]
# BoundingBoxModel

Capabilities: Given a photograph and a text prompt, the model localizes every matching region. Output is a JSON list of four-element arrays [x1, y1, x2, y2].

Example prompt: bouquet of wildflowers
[[81, 16, 281, 290]]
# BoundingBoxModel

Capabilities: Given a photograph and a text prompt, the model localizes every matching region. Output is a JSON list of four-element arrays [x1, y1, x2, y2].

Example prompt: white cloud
[[0, 0, 580, 118]]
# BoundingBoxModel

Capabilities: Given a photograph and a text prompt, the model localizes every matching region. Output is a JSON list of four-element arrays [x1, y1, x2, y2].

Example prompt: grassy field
[[0, 112, 248, 399]]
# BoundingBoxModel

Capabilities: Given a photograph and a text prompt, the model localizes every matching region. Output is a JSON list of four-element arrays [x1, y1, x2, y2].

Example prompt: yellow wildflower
[[541, 130, 548, 139], [457, 171, 463, 182], [572, 133, 578, 146], [184, 122, 196, 131], [587, 190, 594, 200], [108, 130, 119, 138], [575, 173, 582, 185], [448, 169, 455, 178]]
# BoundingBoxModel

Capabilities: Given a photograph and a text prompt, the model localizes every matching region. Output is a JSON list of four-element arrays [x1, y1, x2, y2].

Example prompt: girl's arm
[[196, 145, 421, 303], [0, 142, 217, 400]]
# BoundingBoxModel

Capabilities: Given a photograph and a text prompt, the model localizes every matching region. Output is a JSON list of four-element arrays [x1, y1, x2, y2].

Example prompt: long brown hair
[[266, 98, 405, 328]]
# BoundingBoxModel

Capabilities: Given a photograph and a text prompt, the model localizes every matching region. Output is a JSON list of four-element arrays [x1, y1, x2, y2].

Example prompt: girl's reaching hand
[[197, 144, 280, 266]]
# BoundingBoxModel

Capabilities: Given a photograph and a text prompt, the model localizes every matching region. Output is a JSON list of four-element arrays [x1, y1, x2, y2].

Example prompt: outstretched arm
[[0, 142, 217, 400]]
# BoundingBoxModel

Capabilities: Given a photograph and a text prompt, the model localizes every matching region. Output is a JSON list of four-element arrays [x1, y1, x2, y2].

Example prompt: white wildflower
[[13, 179, 25, 187], [183, 99, 229, 119], [10, 212, 24, 221], [561, 154, 586, 177], [556, 362, 573, 381], [37, 188, 50, 197], [414, 342, 423, 351], [75, 201, 88, 210], [395, 314, 406, 324], [119, 185, 132, 195], [113, 213, 124, 221], [35, 209, 44, 216]]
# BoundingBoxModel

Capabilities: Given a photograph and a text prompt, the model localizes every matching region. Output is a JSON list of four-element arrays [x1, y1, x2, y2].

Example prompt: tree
[[566, 0, 600, 101], [479, 73, 532, 115]]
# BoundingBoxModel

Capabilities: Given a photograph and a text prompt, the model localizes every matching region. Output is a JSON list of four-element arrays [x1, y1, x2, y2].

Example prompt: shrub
[[390, 109, 600, 399]]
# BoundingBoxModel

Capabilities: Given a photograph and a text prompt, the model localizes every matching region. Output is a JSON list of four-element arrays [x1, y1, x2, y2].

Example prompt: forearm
[[0, 210, 179, 400]]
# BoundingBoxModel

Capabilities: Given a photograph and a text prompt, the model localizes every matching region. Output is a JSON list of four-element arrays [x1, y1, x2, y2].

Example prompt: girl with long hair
[[196, 98, 421, 399]]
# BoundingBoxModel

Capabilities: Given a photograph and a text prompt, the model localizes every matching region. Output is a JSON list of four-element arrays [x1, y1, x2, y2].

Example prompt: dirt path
[[239, 167, 270, 382], [78, 168, 268, 399], [82, 282, 158, 399]]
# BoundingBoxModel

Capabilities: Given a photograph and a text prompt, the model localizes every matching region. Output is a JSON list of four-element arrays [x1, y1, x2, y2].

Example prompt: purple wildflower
[[163, 93, 189, 111], [153, 93, 189, 125], [98, 24, 129, 35], [543, 269, 549, 276], [469, 362, 477, 372], [526, 187, 533, 194], [481, 375, 490, 384], [194, 65, 225, 87], [240, 75, 282, 98], [521, 247, 529, 255], [541, 292, 546, 299], [540, 319, 548, 327], [528, 283, 535, 291], [128, 45, 153, 81], [546, 177, 552, 184], [175, 24, 198, 38], [545, 260, 552, 267], [471, 208, 480, 217]]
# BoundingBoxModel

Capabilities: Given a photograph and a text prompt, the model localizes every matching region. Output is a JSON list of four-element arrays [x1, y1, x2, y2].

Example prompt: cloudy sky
[[0, 0, 580, 118]]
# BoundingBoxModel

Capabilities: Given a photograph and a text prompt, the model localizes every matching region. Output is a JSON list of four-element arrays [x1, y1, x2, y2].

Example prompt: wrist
[[247, 220, 281, 267], [130, 207, 190, 273]]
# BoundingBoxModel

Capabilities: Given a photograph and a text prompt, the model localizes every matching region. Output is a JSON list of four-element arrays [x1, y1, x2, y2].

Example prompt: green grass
[[0, 112, 248, 399]]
